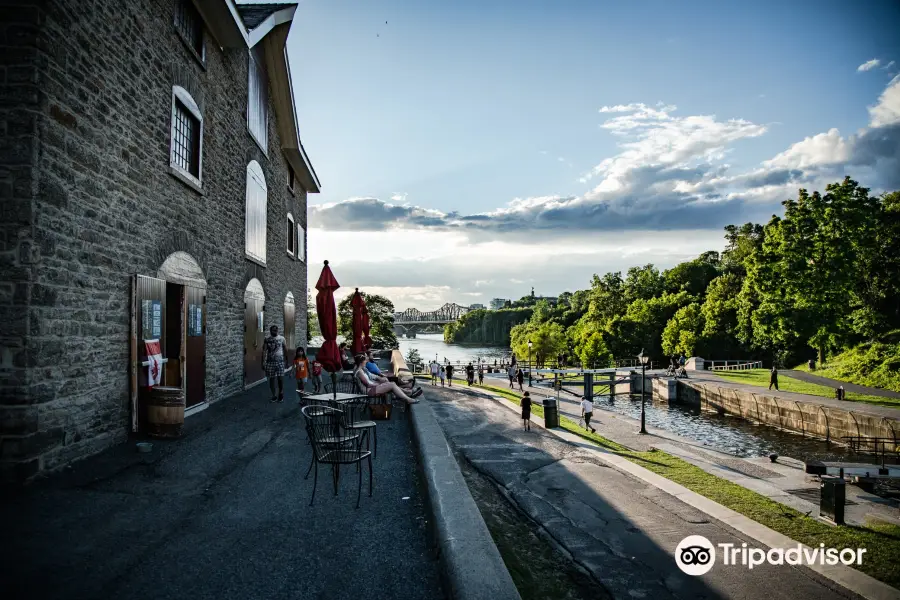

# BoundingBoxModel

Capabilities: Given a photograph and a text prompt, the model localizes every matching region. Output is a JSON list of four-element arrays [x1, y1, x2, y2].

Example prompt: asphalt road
[[1, 377, 442, 600], [425, 384, 862, 600]]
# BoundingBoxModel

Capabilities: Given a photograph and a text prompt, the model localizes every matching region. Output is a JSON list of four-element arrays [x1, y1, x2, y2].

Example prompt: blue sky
[[286, 0, 900, 309]]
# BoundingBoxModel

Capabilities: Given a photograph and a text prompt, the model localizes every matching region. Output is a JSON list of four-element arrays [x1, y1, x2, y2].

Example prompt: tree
[[444, 308, 532, 345], [662, 303, 704, 356], [510, 321, 567, 367], [664, 256, 720, 297], [306, 293, 320, 343], [338, 292, 398, 349], [406, 347, 422, 365]]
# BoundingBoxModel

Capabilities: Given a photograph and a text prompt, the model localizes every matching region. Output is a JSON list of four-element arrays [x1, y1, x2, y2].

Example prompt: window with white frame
[[247, 47, 268, 151], [245, 161, 267, 264], [170, 86, 203, 185], [286, 213, 295, 256], [297, 224, 306, 262]]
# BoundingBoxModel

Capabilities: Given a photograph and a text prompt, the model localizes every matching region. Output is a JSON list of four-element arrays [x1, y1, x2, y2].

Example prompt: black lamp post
[[638, 349, 649, 434], [527, 340, 533, 387]]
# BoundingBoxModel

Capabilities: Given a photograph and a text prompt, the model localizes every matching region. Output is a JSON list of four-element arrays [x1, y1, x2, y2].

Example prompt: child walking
[[311, 359, 323, 394], [294, 347, 310, 398], [439, 366, 446, 387]]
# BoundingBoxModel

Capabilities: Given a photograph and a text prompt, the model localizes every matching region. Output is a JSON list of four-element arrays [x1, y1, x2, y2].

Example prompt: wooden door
[[244, 299, 265, 387], [131, 274, 167, 432], [185, 285, 206, 407], [283, 293, 295, 355]]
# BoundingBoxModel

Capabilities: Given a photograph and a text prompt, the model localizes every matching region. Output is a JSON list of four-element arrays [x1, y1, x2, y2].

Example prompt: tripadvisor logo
[[675, 535, 867, 575]]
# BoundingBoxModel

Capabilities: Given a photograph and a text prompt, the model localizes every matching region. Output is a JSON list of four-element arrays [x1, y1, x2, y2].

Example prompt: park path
[[782, 370, 900, 400], [1, 372, 441, 600], [424, 384, 859, 600]]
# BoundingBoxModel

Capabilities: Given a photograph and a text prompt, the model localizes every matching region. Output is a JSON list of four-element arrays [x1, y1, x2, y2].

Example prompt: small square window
[[175, 0, 204, 60]]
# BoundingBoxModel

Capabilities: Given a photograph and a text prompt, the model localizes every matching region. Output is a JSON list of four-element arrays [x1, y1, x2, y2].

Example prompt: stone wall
[[0, 0, 310, 481], [678, 381, 899, 445]]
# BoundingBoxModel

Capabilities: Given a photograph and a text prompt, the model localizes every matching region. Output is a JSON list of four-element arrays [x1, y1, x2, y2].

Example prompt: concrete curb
[[481, 389, 899, 600], [409, 397, 522, 600]]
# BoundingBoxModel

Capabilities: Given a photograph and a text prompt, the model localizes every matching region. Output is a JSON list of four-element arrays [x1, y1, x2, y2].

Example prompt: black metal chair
[[342, 396, 377, 459], [301, 405, 372, 508]]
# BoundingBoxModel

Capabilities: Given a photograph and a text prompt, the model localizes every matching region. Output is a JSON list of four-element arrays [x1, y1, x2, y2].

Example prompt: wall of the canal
[[672, 380, 899, 444]]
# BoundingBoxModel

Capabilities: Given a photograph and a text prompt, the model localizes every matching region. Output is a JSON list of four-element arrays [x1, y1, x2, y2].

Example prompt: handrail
[[710, 361, 763, 371]]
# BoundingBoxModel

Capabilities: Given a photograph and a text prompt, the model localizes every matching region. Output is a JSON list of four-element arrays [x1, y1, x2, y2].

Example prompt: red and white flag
[[145, 339, 162, 388]]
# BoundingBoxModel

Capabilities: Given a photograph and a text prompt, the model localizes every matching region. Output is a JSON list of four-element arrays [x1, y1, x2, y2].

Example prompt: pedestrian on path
[[477, 364, 484, 385], [507, 364, 516, 389], [580, 396, 596, 433], [430, 360, 439, 385], [769, 365, 779, 391], [293, 346, 310, 397], [446, 364, 455, 387], [262, 325, 287, 403], [466, 362, 475, 386], [311, 359, 323, 394], [516, 367, 524, 391], [439, 366, 446, 387], [521, 391, 532, 431]]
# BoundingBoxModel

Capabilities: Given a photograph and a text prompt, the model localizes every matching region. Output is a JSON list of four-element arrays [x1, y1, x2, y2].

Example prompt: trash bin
[[820, 476, 845, 525], [543, 398, 559, 429]]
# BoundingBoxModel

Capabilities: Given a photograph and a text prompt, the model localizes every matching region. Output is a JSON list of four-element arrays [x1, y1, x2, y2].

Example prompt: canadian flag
[[145, 339, 163, 388]]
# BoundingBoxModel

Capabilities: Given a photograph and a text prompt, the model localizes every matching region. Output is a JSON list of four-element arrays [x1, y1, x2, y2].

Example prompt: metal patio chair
[[342, 396, 378, 459], [301, 405, 372, 508]]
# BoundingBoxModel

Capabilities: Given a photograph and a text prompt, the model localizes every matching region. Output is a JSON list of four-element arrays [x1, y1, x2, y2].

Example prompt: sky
[[285, 0, 900, 311]]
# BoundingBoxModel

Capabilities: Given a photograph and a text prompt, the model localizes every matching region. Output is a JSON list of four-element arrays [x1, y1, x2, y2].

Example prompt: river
[[398, 334, 509, 365]]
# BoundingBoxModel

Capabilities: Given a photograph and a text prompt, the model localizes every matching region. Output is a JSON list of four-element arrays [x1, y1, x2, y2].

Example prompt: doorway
[[244, 278, 266, 388]]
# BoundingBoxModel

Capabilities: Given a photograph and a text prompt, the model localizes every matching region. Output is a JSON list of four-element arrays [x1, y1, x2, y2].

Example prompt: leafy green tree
[[722, 222, 764, 275], [662, 303, 704, 356], [624, 264, 665, 303], [664, 256, 720, 297], [338, 292, 398, 349], [444, 308, 532, 345], [406, 347, 422, 365], [510, 321, 567, 367], [306, 293, 320, 343]]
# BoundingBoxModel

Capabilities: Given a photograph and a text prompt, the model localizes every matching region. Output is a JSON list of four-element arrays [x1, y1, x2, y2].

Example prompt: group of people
[[427, 360, 488, 387], [508, 364, 525, 390], [260, 325, 421, 405]]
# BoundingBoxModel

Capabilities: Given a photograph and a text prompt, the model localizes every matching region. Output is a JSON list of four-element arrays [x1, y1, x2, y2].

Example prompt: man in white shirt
[[580, 396, 596, 433], [430, 360, 439, 385]]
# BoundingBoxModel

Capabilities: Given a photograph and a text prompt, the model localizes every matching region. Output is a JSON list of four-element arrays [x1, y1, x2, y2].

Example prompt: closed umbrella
[[351, 288, 365, 355], [315, 261, 342, 396], [361, 304, 372, 351]]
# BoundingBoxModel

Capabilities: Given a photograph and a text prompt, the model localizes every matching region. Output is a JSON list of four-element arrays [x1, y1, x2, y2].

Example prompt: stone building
[[1, 0, 320, 481]]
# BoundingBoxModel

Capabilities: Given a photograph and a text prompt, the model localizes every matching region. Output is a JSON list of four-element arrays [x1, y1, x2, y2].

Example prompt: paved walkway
[[783, 370, 900, 400], [425, 384, 859, 600], [0, 377, 442, 600]]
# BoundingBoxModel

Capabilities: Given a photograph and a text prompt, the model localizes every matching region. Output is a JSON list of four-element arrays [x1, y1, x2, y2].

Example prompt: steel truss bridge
[[393, 303, 471, 337]]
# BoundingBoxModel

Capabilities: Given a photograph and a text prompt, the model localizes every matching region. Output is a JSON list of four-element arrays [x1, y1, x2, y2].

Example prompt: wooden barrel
[[146, 386, 185, 438]]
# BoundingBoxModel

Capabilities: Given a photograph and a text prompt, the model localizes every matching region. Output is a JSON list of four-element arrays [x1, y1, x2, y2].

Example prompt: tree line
[[448, 178, 900, 368]]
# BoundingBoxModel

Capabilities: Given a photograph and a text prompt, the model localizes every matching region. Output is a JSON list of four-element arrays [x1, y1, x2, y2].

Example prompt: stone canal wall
[[676, 381, 899, 444]]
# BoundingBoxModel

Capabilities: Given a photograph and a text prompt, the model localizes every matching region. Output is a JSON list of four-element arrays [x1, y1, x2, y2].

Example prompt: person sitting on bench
[[354, 354, 422, 403]]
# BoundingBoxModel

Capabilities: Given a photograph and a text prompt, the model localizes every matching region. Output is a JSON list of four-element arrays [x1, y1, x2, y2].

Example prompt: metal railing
[[842, 436, 900, 469], [707, 360, 763, 371]]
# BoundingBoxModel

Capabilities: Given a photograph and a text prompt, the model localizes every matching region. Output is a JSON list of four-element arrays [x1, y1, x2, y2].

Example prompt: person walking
[[439, 365, 446, 387], [521, 391, 532, 431], [507, 364, 516, 389], [446, 364, 455, 387], [769, 366, 779, 391], [293, 346, 310, 397], [311, 359, 323, 394], [430, 360, 439, 385], [262, 325, 288, 403], [516, 367, 524, 391], [465, 363, 475, 386], [580, 396, 596, 433], [477, 364, 484, 385]]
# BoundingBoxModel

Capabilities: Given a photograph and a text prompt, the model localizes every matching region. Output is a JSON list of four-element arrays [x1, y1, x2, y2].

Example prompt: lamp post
[[638, 349, 649, 434], [527, 340, 533, 387]]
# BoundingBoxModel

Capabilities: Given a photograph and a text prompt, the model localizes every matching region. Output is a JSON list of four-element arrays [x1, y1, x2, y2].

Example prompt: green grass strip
[[474, 382, 900, 587], [714, 369, 899, 408]]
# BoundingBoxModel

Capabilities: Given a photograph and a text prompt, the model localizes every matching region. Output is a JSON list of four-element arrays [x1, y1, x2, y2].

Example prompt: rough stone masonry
[[0, 0, 315, 481]]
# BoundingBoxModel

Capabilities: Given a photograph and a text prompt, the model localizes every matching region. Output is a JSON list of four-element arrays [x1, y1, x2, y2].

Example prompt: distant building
[[490, 298, 510, 310], [469, 303, 485, 310]]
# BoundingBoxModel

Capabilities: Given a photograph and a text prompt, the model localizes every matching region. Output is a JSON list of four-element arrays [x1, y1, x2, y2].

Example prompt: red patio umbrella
[[350, 289, 365, 355], [361, 305, 372, 351], [315, 261, 342, 378]]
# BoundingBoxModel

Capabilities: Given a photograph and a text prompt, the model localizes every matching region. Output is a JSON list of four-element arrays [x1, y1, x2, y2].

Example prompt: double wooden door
[[244, 298, 265, 387]]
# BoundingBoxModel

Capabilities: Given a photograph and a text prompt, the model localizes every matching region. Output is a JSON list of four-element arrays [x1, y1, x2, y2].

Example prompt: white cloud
[[884, 61, 896, 71], [764, 128, 850, 169], [868, 75, 900, 127], [858, 59, 881, 72]]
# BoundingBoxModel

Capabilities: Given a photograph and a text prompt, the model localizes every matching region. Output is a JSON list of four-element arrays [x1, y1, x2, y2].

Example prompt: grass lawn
[[713, 369, 900, 409], [475, 382, 900, 588]]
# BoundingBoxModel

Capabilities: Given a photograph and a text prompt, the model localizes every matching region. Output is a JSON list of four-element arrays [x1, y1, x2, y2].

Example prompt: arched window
[[245, 160, 267, 264]]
